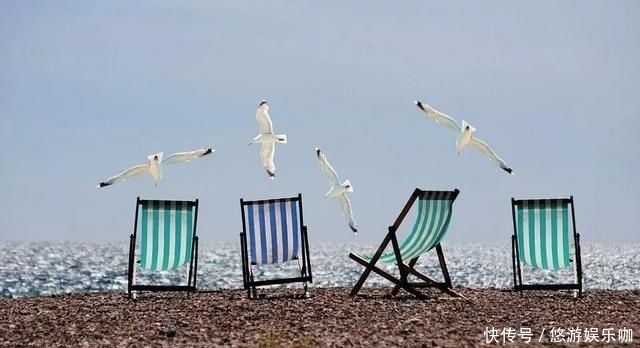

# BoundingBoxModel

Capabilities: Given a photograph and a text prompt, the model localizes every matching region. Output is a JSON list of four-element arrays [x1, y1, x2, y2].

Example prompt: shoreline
[[1, 287, 638, 347]]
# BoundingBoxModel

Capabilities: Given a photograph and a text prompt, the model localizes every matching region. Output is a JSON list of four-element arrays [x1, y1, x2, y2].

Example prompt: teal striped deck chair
[[349, 188, 461, 299], [511, 196, 583, 296], [127, 197, 200, 299], [239, 193, 313, 299]]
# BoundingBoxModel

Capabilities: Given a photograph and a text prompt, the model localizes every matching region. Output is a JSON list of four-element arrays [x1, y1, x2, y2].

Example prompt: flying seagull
[[249, 100, 287, 179], [414, 100, 514, 175], [97, 148, 214, 188], [315, 147, 358, 234]]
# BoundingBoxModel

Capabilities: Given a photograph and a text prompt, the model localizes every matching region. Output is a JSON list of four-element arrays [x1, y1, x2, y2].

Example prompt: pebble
[[0, 287, 638, 347]]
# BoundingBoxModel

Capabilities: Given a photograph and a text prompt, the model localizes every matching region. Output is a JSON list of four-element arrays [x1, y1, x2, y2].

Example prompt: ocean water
[[0, 242, 638, 299]]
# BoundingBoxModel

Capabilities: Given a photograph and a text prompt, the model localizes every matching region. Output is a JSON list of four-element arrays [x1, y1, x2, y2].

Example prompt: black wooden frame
[[127, 197, 200, 299], [348, 188, 461, 299], [511, 196, 583, 296], [239, 193, 313, 299]]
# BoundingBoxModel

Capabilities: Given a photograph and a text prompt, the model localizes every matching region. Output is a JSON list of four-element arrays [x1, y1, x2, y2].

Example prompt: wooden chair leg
[[349, 253, 428, 299], [435, 244, 452, 288], [391, 258, 418, 296], [349, 232, 394, 297]]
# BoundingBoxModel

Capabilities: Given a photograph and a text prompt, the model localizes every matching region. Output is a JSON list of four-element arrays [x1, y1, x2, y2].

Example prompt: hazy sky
[[1, 0, 638, 244]]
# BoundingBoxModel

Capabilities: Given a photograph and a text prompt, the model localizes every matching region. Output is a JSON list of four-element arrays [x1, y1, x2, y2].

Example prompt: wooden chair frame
[[127, 197, 200, 299], [349, 188, 461, 299], [239, 193, 313, 299], [511, 196, 583, 296]]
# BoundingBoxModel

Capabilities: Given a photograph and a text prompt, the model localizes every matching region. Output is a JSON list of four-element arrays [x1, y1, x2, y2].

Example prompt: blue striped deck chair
[[239, 193, 312, 299], [511, 196, 583, 296], [349, 188, 461, 299], [127, 197, 200, 299]]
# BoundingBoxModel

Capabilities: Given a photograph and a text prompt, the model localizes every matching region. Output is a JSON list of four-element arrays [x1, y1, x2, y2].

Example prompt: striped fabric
[[514, 199, 572, 270], [138, 200, 195, 271], [244, 199, 301, 265], [375, 191, 457, 264]]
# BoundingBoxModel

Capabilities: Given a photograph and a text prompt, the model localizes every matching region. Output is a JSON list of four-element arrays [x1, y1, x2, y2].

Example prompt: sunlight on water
[[0, 242, 638, 298]]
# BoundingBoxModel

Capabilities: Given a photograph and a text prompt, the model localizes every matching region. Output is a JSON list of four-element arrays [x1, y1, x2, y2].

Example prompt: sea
[[1, 242, 638, 299]]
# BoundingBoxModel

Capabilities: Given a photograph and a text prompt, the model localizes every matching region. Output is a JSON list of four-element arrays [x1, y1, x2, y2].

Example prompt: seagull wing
[[260, 142, 276, 178], [98, 164, 149, 187], [414, 101, 462, 132], [336, 194, 358, 234], [256, 106, 274, 134], [469, 137, 514, 175], [315, 148, 340, 187], [163, 148, 214, 165]]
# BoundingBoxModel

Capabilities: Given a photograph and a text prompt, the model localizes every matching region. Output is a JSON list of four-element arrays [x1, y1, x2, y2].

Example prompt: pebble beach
[[1, 287, 638, 348]]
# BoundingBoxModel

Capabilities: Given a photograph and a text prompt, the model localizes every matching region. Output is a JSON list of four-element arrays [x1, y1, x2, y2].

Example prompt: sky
[[1, 0, 639, 245]]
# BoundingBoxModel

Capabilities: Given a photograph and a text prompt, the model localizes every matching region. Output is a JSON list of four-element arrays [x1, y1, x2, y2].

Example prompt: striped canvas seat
[[349, 188, 461, 299], [243, 198, 301, 265], [510, 196, 583, 295], [513, 199, 571, 270], [239, 194, 312, 299], [375, 191, 457, 264], [127, 198, 200, 298], [138, 200, 196, 271]]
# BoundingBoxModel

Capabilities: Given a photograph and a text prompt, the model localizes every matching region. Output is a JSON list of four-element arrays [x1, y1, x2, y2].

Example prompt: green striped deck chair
[[511, 196, 583, 295], [127, 197, 200, 299], [349, 188, 461, 299]]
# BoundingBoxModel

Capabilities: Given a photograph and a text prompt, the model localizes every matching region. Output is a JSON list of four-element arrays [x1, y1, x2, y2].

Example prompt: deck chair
[[349, 188, 461, 299], [511, 196, 583, 296], [127, 197, 200, 299], [239, 193, 312, 299]]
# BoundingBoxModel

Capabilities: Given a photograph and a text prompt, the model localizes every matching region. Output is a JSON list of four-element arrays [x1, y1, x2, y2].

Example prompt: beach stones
[[0, 288, 638, 347]]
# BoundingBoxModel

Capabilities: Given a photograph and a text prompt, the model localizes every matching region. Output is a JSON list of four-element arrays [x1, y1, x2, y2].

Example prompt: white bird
[[249, 100, 287, 179], [315, 147, 358, 234], [414, 100, 514, 175], [97, 148, 214, 188]]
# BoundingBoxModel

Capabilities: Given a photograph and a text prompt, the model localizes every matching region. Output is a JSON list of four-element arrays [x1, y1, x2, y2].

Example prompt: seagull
[[249, 100, 287, 179], [97, 148, 214, 188], [315, 147, 358, 234], [414, 100, 514, 175]]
